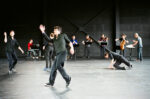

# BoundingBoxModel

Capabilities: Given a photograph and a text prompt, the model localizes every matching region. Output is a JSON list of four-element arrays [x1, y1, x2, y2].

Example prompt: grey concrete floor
[[0, 59, 150, 99]]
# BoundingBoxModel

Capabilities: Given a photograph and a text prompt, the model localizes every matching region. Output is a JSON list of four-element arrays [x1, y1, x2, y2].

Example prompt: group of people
[[3, 24, 143, 87]]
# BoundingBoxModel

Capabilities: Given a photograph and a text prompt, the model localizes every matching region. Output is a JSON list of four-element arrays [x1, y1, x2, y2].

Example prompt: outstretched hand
[[39, 24, 45, 33]]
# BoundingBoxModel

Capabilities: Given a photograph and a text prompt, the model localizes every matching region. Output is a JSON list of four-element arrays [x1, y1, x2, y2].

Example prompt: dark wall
[[0, 0, 150, 58]]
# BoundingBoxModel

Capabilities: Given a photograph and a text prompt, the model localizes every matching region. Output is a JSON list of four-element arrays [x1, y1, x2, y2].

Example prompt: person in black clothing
[[43, 33, 54, 71], [104, 48, 132, 70], [39, 25, 74, 87], [4, 31, 24, 74], [82, 35, 93, 59]]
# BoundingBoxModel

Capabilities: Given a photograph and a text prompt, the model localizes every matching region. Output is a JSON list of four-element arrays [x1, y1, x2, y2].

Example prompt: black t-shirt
[[5, 36, 19, 52]]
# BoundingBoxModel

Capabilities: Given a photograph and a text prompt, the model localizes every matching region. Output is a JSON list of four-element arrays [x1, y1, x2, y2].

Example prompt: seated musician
[[98, 34, 108, 58], [82, 35, 93, 59], [27, 39, 36, 58], [115, 34, 129, 57], [104, 47, 132, 70]]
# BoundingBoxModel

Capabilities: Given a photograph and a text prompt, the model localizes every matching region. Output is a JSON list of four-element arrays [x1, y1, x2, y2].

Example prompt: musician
[[27, 39, 36, 58], [82, 35, 93, 59], [115, 34, 129, 57], [104, 47, 132, 70], [4, 30, 24, 74], [43, 33, 54, 71], [98, 34, 108, 58], [132, 33, 143, 61], [39, 25, 74, 87], [70, 35, 78, 59], [71, 35, 78, 45]]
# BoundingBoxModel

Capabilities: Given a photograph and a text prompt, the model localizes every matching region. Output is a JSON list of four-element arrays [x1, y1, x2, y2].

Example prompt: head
[[122, 34, 126, 39], [50, 33, 54, 37], [53, 26, 62, 35], [134, 33, 139, 38], [104, 53, 109, 59], [101, 34, 105, 38], [10, 30, 15, 37], [86, 35, 90, 39], [72, 35, 76, 40], [29, 39, 33, 43]]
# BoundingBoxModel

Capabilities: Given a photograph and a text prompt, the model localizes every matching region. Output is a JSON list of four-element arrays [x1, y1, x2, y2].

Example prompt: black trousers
[[100, 46, 105, 58], [84, 46, 91, 58], [114, 55, 131, 70], [49, 50, 70, 85], [45, 46, 54, 68], [6, 51, 18, 71]]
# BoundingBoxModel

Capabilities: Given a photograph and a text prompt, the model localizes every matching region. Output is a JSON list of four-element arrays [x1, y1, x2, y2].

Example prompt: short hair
[[104, 53, 109, 56], [54, 26, 62, 33], [135, 33, 139, 36]]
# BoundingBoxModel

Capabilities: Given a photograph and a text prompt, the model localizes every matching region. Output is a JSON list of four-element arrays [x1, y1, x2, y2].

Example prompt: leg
[[137, 48, 140, 60], [49, 60, 57, 85], [120, 56, 131, 67], [45, 49, 50, 68], [6, 52, 13, 71], [56, 51, 70, 83], [11, 52, 18, 69], [87, 47, 90, 58], [49, 48, 54, 68], [113, 61, 126, 70], [139, 48, 143, 61]]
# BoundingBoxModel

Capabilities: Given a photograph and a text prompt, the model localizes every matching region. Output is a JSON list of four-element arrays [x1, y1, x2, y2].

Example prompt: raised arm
[[39, 24, 53, 42], [4, 32, 7, 43]]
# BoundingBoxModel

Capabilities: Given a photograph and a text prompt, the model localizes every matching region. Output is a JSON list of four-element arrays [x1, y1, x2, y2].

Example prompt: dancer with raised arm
[[39, 25, 74, 87], [4, 30, 24, 74]]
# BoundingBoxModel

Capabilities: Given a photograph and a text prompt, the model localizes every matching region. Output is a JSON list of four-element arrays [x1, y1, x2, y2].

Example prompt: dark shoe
[[45, 83, 53, 87], [66, 77, 71, 87], [130, 65, 133, 68]]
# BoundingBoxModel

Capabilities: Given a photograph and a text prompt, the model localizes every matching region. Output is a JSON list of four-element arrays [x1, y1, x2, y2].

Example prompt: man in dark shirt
[[82, 35, 93, 59], [104, 48, 132, 70], [39, 25, 74, 87], [4, 30, 24, 74], [43, 33, 54, 71]]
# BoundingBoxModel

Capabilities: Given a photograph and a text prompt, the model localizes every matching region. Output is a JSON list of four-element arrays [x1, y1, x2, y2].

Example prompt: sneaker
[[47, 68, 51, 72], [12, 68, 17, 73], [43, 67, 48, 71], [130, 65, 133, 68], [66, 77, 71, 87], [8, 70, 12, 74], [45, 83, 53, 87]]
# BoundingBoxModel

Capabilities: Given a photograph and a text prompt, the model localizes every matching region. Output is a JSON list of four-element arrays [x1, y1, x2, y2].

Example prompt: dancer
[[104, 48, 132, 70], [4, 30, 24, 74], [43, 33, 54, 71], [132, 33, 143, 61], [39, 24, 74, 87]]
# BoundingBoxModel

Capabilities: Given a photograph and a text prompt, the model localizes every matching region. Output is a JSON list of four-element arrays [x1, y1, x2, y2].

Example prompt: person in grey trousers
[[132, 33, 143, 61]]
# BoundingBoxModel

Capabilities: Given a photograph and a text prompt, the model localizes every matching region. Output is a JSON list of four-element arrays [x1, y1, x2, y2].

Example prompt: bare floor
[[0, 59, 150, 99]]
